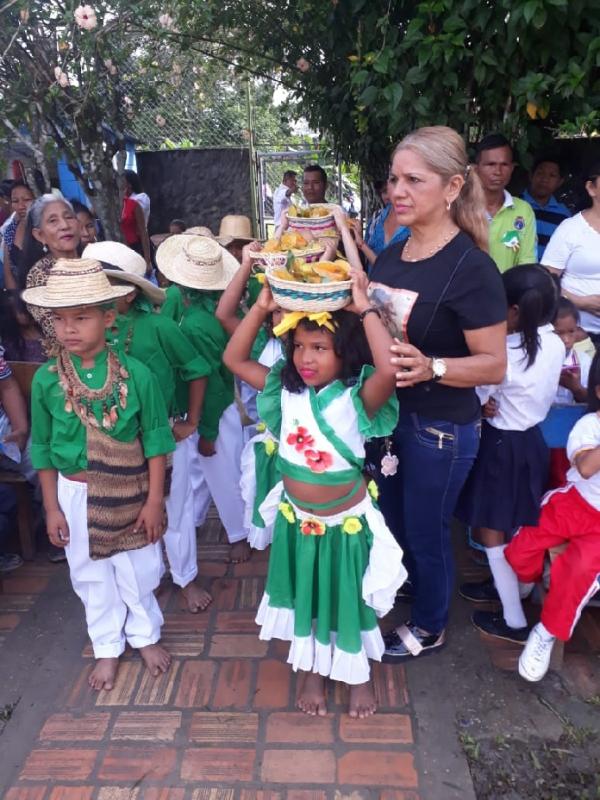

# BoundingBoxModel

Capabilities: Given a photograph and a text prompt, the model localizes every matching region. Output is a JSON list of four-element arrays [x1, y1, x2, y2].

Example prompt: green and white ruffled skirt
[[255, 482, 407, 684]]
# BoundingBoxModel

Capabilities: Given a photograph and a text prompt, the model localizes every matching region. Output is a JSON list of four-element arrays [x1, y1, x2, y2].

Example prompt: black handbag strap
[[417, 247, 475, 349]]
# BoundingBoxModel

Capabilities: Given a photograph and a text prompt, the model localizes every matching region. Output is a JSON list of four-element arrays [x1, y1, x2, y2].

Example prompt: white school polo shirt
[[476, 324, 565, 431]]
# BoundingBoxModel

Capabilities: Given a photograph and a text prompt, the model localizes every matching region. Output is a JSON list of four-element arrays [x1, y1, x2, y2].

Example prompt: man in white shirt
[[273, 170, 297, 225]]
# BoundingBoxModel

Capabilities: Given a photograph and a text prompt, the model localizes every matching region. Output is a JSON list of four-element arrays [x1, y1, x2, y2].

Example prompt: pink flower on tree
[[296, 57, 310, 73], [304, 449, 333, 473], [74, 5, 98, 30], [159, 13, 174, 28], [286, 426, 314, 452], [54, 67, 69, 88]]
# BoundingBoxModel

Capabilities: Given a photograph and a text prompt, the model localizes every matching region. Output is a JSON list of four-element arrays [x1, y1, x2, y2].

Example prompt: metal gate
[[254, 150, 359, 239]]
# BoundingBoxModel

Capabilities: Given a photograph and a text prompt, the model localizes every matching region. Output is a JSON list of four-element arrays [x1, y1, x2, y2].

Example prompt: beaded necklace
[[55, 347, 129, 431]]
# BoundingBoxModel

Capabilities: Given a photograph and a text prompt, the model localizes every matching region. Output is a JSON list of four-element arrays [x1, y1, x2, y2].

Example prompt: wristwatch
[[430, 357, 447, 382]]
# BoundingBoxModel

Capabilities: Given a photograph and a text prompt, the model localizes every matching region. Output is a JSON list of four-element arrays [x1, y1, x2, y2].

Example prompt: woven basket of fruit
[[250, 232, 324, 271], [287, 204, 337, 238], [267, 258, 352, 312]]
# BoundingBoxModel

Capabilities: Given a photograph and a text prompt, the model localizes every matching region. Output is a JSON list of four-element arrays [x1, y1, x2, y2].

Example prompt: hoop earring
[[446, 200, 452, 211]]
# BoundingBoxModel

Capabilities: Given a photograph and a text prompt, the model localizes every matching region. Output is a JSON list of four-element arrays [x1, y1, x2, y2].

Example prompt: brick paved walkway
[[1, 514, 421, 800], [3, 516, 599, 800]]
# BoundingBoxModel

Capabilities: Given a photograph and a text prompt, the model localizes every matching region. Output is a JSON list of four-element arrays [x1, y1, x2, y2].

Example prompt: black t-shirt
[[369, 231, 507, 424]]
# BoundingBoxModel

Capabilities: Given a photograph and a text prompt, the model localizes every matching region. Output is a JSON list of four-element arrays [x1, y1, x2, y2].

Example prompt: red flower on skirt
[[300, 518, 326, 536], [304, 449, 333, 473], [287, 426, 314, 452]]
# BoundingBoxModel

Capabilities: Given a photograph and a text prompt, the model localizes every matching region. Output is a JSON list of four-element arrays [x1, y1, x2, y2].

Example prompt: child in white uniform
[[506, 352, 600, 680], [457, 265, 565, 643]]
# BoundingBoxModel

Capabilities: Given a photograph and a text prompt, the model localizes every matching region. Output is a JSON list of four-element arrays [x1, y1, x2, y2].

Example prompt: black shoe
[[47, 544, 67, 563], [382, 621, 446, 661], [396, 579, 414, 602], [471, 610, 529, 644], [459, 578, 500, 604], [0, 553, 24, 574]]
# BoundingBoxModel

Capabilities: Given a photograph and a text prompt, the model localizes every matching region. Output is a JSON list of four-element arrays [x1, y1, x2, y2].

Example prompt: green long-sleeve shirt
[[107, 300, 211, 417], [30, 349, 175, 475], [178, 291, 234, 442]]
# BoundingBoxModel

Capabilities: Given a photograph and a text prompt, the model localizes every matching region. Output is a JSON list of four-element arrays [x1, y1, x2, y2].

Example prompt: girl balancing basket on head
[[223, 265, 407, 719]]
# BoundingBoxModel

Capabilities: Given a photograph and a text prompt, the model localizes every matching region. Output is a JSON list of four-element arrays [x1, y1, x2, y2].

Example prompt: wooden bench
[[0, 361, 42, 560]]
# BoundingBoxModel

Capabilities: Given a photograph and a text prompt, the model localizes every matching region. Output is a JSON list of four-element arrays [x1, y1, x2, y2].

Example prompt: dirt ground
[[463, 729, 599, 800]]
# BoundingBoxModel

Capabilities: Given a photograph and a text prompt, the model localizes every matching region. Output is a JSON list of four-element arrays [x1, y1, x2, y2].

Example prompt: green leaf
[[383, 82, 403, 110], [358, 85, 379, 105], [373, 50, 390, 74], [474, 62, 487, 84], [523, 0, 539, 24], [533, 8, 547, 28], [405, 66, 425, 84], [481, 50, 499, 67], [351, 69, 370, 86]]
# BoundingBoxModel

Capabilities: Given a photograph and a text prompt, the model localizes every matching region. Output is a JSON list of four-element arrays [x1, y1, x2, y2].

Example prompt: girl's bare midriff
[[283, 475, 366, 516]]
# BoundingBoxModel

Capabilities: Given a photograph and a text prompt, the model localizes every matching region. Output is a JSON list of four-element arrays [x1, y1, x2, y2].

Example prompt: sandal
[[382, 621, 445, 661]]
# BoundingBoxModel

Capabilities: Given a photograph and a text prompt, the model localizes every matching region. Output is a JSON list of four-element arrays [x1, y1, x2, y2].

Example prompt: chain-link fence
[[129, 62, 299, 152], [256, 151, 361, 238]]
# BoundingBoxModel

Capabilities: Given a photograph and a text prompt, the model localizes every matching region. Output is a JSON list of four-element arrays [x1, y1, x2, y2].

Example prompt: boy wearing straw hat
[[160, 227, 223, 323], [217, 215, 255, 262], [83, 241, 214, 613], [24, 258, 176, 692], [156, 234, 250, 563]]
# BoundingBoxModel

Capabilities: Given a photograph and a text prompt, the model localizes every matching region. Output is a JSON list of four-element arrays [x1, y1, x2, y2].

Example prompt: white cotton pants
[[163, 436, 198, 587], [188, 403, 248, 544], [58, 474, 164, 659]]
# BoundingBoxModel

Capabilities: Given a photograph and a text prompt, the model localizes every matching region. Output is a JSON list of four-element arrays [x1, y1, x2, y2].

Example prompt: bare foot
[[296, 672, 327, 716], [88, 657, 119, 691], [229, 540, 251, 564], [139, 643, 171, 677], [349, 680, 377, 718], [180, 581, 213, 613]]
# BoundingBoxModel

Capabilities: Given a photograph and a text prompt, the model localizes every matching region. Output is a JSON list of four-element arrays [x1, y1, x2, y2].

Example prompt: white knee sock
[[486, 545, 527, 629], [519, 581, 535, 600]]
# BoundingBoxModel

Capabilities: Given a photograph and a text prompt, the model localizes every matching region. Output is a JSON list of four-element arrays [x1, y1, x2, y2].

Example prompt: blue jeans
[[377, 410, 480, 634]]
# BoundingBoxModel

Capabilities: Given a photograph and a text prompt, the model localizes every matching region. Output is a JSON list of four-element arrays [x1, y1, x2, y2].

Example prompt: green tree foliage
[[167, 0, 600, 175], [0, 0, 172, 236]]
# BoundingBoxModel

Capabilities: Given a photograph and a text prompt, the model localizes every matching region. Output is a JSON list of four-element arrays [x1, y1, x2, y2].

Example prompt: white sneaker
[[518, 624, 555, 682]]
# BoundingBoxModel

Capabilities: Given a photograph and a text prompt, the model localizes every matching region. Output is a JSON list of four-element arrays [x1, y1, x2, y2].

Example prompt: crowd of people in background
[[0, 125, 599, 715]]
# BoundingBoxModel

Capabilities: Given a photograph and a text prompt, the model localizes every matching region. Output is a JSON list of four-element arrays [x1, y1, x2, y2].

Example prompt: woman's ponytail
[[452, 166, 489, 253]]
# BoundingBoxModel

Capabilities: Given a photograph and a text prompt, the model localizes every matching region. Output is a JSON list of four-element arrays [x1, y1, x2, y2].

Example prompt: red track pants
[[505, 486, 600, 641]]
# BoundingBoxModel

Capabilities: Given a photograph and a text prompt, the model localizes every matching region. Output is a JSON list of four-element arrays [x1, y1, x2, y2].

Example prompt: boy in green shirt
[[24, 258, 176, 692], [84, 241, 214, 613], [156, 234, 250, 563]]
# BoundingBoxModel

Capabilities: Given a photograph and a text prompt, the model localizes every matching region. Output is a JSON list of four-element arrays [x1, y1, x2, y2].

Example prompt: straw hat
[[217, 215, 254, 246], [82, 241, 165, 305], [22, 258, 132, 308], [185, 226, 215, 238], [155, 235, 240, 291]]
